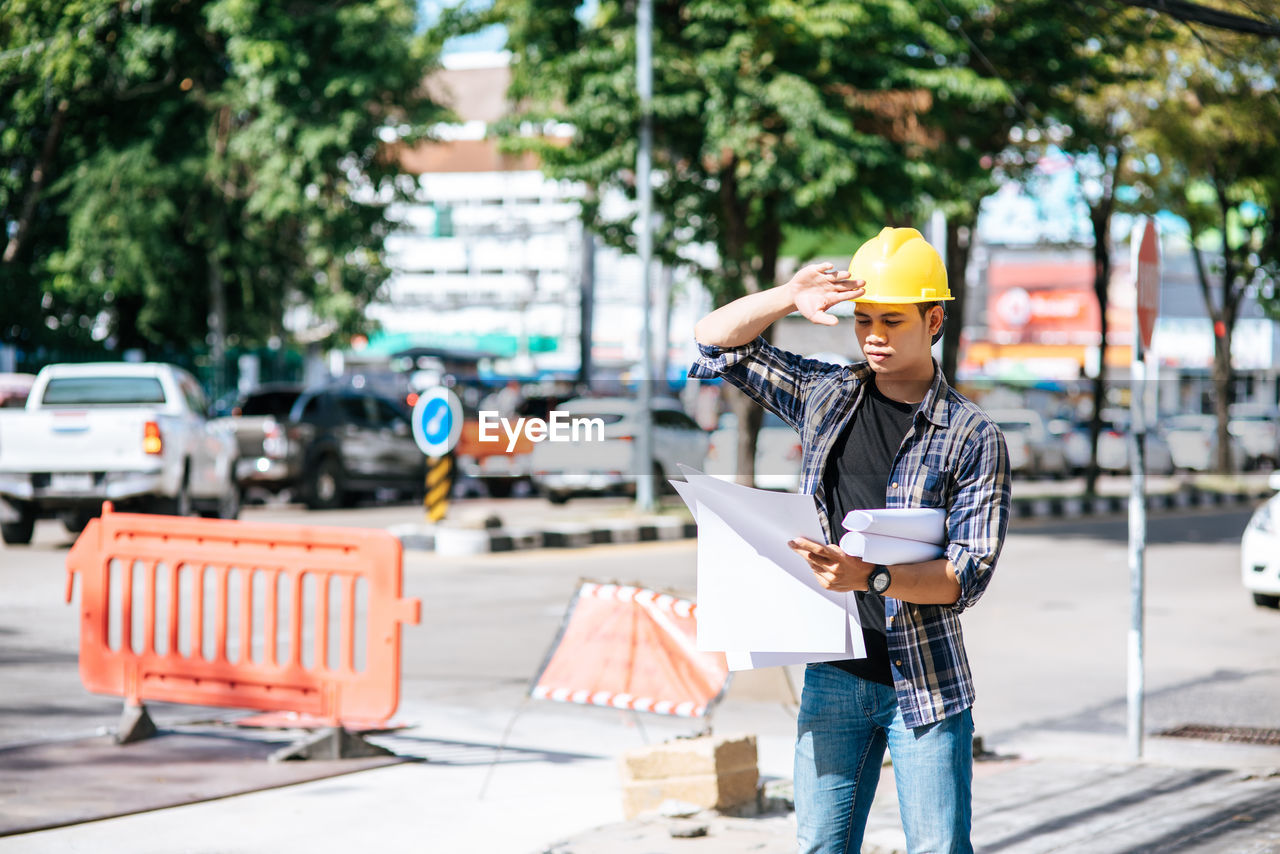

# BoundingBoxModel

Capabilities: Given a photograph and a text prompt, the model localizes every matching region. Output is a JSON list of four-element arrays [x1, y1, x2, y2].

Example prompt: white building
[[366, 52, 705, 386]]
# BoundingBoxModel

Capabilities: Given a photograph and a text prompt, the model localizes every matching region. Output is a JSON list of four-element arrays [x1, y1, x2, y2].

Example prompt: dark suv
[[217, 384, 306, 493], [229, 386, 425, 509]]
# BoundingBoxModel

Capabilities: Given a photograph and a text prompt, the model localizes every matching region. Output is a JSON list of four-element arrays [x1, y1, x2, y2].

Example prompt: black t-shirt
[[821, 380, 918, 686]]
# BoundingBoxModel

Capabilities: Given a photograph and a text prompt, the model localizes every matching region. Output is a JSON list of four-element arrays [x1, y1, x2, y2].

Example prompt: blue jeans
[[794, 663, 974, 854]]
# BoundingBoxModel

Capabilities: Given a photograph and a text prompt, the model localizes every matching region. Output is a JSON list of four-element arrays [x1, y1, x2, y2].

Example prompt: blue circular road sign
[[412, 387, 463, 457]]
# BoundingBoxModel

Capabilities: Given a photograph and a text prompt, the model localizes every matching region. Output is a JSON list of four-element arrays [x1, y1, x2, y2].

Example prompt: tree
[[904, 1, 1112, 385], [474, 0, 998, 484], [1, 0, 446, 392], [1132, 26, 1280, 471], [986, 4, 1173, 494]]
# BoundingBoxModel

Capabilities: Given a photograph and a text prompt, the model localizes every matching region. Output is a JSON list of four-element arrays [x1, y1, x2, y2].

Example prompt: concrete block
[[643, 517, 686, 541], [432, 526, 491, 556], [601, 520, 641, 544], [621, 767, 759, 819], [620, 734, 757, 780], [393, 528, 435, 552], [542, 524, 594, 548]]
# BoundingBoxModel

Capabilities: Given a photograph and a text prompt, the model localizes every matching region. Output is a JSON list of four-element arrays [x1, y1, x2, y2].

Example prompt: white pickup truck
[[0, 362, 240, 545]]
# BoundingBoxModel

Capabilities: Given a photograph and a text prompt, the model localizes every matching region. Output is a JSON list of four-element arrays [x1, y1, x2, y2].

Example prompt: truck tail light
[[143, 421, 163, 455]]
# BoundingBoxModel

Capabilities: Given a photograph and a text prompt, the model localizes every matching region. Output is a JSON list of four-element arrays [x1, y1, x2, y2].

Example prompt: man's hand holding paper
[[789, 507, 947, 592], [787, 536, 878, 593]]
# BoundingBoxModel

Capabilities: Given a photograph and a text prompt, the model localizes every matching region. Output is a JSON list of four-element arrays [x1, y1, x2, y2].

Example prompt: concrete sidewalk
[[4, 690, 1279, 854]]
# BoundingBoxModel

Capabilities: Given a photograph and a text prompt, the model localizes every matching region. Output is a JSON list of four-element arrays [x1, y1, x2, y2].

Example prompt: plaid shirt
[[690, 336, 1011, 728]]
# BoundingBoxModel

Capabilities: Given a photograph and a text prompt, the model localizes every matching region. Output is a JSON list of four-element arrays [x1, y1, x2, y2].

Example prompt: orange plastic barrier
[[65, 503, 420, 726], [531, 582, 730, 718]]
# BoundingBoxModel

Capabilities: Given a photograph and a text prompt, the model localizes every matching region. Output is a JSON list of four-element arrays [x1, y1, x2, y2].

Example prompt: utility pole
[[635, 0, 656, 512]]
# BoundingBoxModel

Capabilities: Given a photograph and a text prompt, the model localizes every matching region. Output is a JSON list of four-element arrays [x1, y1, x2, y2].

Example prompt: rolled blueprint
[[838, 530, 945, 565], [842, 507, 946, 544]]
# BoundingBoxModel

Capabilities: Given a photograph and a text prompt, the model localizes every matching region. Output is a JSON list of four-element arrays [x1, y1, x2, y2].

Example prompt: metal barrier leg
[[268, 727, 396, 762], [116, 701, 158, 745]]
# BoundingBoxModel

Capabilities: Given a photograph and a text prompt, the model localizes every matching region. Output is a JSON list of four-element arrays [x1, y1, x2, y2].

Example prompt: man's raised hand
[[788, 263, 865, 326]]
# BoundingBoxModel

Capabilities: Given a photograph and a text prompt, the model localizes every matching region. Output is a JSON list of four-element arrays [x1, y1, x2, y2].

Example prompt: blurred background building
[[356, 51, 708, 389]]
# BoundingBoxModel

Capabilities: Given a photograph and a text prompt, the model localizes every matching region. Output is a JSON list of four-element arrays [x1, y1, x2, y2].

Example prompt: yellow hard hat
[[848, 227, 952, 303]]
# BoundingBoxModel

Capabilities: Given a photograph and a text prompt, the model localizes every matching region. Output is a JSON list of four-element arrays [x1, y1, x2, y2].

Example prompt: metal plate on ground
[[0, 729, 405, 837], [1158, 724, 1280, 747]]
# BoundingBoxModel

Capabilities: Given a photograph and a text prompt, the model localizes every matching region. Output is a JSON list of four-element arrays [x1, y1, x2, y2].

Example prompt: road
[[2, 499, 1277, 764]]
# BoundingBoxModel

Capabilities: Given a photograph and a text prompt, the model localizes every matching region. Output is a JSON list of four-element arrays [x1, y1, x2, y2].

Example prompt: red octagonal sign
[[1135, 219, 1161, 352]]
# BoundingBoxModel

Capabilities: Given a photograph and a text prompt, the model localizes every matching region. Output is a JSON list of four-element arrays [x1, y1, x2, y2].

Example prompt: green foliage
[[1130, 28, 1280, 320], [1, 0, 446, 360], [482, 0, 1009, 305]]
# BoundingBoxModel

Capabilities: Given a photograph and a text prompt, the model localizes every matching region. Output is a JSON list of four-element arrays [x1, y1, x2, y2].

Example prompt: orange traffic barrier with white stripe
[[65, 502, 420, 726], [530, 581, 730, 718]]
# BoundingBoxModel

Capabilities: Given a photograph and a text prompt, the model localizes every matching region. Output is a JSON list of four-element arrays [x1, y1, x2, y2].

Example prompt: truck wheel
[[202, 483, 242, 520], [1252, 593, 1280, 609], [60, 510, 96, 534], [304, 456, 345, 510], [153, 472, 193, 517], [1, 510, 35, 546]]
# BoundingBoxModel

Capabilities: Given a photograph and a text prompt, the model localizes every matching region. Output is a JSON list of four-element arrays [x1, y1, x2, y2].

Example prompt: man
[[689, 226, 1011, 854]]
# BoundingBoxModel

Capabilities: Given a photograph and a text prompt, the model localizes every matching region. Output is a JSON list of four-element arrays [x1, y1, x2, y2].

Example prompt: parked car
[[1093, 410, 1175, 475], [453, 394, 571, 499], [1229, 403, 1279, 470], [210, 384, 306, 495], [985, 409, 1069, 479], [1164, 413, 1246, 472], [0, 362, 240, 544], [1048, 418, 1092, 476], [529, 397, 709, 504], [246, 386, 426, 509], [1241, 471, 1280, 608], [705, 410, 802, 491]]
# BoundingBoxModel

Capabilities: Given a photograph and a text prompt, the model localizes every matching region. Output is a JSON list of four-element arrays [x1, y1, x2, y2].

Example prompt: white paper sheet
[[838, 530, 945, 565], [842, 507, 946, 544], [675, 474, 865, 670], [670, 479, 698, 521], [674, 470, 950, 669], [677, 464, 829, 555], [723, 605, 867, 671], [677, 471, 850, 654]]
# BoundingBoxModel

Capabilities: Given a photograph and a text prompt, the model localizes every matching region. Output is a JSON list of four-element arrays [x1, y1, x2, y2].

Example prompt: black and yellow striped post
[[424, 453, 453, 523]]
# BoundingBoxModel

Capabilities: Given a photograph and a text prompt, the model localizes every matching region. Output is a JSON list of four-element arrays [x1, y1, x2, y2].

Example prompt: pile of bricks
[[618, 734, 759, 819]]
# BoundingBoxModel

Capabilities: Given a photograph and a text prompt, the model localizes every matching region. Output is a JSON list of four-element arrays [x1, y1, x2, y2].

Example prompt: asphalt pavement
[[3, 478, 1280, 853]]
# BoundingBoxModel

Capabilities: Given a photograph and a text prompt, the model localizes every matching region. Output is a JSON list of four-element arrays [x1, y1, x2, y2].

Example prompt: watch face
[[870, 567, 891, 594]]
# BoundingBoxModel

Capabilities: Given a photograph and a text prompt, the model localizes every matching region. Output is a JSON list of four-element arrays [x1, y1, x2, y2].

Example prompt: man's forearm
[[883, 558, 963, 605], [693, 284, 798, 348]]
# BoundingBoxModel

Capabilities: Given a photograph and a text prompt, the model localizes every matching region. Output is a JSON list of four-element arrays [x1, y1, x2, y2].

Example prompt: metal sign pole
[[1127, 334, 1147, 760], [1127, 217, 1160, 761]]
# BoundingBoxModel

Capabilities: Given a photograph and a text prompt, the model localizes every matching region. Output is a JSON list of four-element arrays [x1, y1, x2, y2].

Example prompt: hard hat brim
[[851, 295, 956, 304]]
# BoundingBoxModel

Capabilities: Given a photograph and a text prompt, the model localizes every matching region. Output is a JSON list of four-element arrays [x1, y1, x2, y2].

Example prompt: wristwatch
[[867, 564, 892, 595]]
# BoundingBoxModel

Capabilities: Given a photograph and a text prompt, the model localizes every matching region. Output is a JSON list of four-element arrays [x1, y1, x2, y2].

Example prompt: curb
[[389, 517, 699, 554], [391, 484, 1269, 554]]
